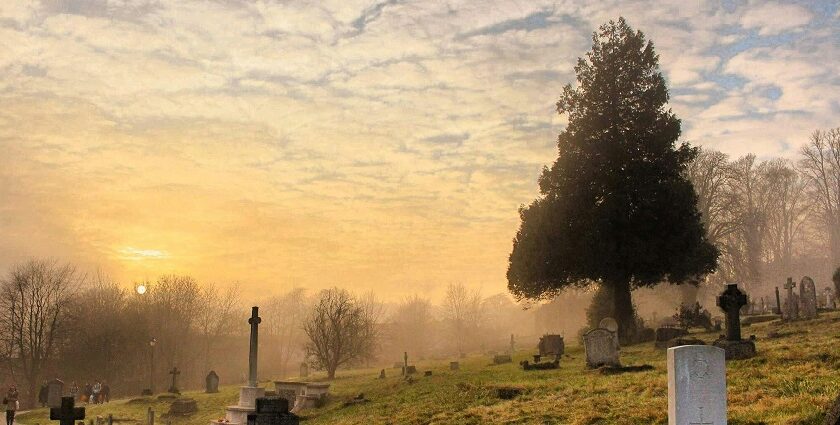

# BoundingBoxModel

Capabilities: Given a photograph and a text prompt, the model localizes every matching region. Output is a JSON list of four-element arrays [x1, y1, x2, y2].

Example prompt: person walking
[[69, 382, 79, 402], [101, 382, 110, 403], [82, 383, 92, 404], [92, 381, 101, 404], [38, 382, 48, 407], [3, 385, 19, 425]]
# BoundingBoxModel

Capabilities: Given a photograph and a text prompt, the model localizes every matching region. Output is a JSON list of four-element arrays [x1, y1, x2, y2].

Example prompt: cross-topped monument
[[713, 283, 756, 359], [50, 396, 85, 425], [248, 306, 261, 387], [783, 277, 798, 320], [168, 367, 181, 393]]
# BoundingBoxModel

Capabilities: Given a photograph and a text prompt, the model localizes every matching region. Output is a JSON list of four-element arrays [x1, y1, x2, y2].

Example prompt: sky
[[0, 0, 838, 301]]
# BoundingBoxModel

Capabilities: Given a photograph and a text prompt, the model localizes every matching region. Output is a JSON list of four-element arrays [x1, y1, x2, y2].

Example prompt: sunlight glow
[[120, 247, 169, 261]]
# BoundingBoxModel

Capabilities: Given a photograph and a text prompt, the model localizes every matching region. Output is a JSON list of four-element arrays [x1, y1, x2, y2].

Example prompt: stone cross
[[168, 367, 180, 392], [667, 345, 726, 425], [783, 277, 798, 319], [248, 306, 261, 387], [717, 283, 747, 341], [50, 397, 85, 425]]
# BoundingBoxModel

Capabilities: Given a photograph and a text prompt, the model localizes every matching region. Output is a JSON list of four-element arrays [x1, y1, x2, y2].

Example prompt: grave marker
[[799, 276, 818, 319], [583, 328, 620, 368], [168, 367, 180, 394], [50, 397, 85, 425], [667, 345, 726, 425]]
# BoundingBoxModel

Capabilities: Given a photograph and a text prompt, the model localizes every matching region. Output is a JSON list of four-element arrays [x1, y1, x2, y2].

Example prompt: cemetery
[[11, 306, 840, 424], [2, 2, 839, 425]]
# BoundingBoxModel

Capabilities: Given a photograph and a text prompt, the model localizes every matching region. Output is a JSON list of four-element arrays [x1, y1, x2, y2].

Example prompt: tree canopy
[[507, 18, 718, 341]]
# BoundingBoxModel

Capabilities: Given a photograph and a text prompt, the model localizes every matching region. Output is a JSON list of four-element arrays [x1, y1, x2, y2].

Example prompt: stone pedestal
[[222, 386, 266, 425], [712, 338, 756, 360]]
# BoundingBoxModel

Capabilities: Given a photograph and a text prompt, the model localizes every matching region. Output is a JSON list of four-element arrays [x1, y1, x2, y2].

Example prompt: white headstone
[[668, 345, 726, 425]]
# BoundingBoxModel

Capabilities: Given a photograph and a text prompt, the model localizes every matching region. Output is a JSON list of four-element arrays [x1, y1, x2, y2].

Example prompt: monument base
[[712, 339, 756, 360], [222, 386, 266, 425]]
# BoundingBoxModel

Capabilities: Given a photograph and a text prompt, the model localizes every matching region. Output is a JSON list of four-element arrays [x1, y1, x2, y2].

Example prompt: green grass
[[18, 312, 840, 425]]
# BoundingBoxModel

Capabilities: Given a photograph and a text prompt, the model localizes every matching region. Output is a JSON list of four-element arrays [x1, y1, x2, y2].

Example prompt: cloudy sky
[[0, 0, 837, 300]]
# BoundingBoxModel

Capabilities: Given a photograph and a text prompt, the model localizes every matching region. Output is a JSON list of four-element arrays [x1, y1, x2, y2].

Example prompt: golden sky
[[0, 1, 837, 300]]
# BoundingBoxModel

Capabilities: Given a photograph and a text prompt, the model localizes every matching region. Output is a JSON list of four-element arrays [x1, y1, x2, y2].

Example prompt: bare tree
[[441, 283, 483, 355], [0, 259, 82, 406], [763, 159, 811, 272], [303, 288, 376, 379], [799, 128, 840, 265], [196, 283, 242, 374], [263, 288, 310, 377], [389, 295, 433, 359]]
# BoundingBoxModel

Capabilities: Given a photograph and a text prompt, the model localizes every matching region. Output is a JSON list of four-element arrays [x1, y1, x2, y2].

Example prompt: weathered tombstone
[[713, 283, 756, 360], [583, 328, 620, 368], [799, 276, 818, 319], [599, 318, 619, 333], [168, 367, 180, 394], [166, 398, 197, 416], [245, 397, 298, 425], [449, 362, 459, 371], [299, 362, 308, 378], [537, 335, 565, 357], [51, 397, 85, 425], [783, 278, 799, 321], [774, 287, 782, 314], [378, 369, 385, 379], [667, 345, 726, 425], [492, 354, 512, 364], [205, 371, 219, 393], [224, 307, 267, 425], [48, 378, 65, 408], [404, 365, 417, 374]]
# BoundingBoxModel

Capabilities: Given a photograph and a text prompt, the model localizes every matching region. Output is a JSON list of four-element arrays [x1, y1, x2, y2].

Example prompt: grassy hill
[[17, 312, 840, 425]]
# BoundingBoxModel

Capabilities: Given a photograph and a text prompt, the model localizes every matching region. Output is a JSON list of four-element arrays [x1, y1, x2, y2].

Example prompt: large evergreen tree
[[507, 18, 718, 343]]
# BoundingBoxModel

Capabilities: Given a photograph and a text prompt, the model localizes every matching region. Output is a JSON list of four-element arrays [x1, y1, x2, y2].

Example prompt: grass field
[[17, 312, 840, 425]]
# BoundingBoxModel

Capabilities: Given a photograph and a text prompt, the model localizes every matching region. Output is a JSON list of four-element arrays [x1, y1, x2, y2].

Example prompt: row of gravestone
[[781, 276, 829, 321]]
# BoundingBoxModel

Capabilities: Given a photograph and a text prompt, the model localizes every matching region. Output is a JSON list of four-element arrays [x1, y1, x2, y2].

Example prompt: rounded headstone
[[599, 317, 619, 333]]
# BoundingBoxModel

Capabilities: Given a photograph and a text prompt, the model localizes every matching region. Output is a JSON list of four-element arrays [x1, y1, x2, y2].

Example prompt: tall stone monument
[[222, 307, 266, 425], [667, 345, 726, 425], [799, 276, 818, 319], [713, 283, 756, 360], [782, 278, 799, 321]]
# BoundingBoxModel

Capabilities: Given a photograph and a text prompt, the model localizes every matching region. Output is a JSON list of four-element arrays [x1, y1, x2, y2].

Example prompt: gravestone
[[51, 397, 85, 425], [713, 283, 756, 360], [48, 378, 65, 408], [245, 397, 298, 425], [799, 276, 818, 319], [378, 369, 385, 379], [826, 288, 837, 310], [166, 398, 197, 416], [273, 381, 307, 410], [492, 354, 512, 364], [599, 318, 619, 333], [403, 365, 417, 374], [168, 367, 180, 394], [205, 371, 219, 393], [537, 335, 565, 357], [583, 328, 620, 368], [449, 362, 459, 371], [225, 307, 266, 425], [299, 362, 308, 378], [667, 345, 726, 425], [782, 278, 799, 321], [774, 287, 782, 314]]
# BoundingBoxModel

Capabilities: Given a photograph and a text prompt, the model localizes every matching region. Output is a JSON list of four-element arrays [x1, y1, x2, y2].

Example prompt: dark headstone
[[423, 371, 432, 377], [246, 397, 298, 425], [537, 335, 565, 357], [403, 365, 417, 375], [205, 371, 219, 393], [378, 369, 385, 379], [167, 367, 181, 394], [714, 283, 756, 360]]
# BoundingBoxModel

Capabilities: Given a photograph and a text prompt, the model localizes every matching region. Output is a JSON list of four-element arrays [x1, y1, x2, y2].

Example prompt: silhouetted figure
[[39, 381, 48, 407], [92, 381, 101, 404], [82, 383, 92, 404], [101, 382, 110, 403], [4, 385, 19, 425], [69, 382, 79, 401]]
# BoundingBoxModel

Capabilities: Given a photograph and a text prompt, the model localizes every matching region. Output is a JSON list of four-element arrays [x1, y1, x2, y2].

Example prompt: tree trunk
[[327, 364, 336, 379], [612, 277, 637, 345]]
